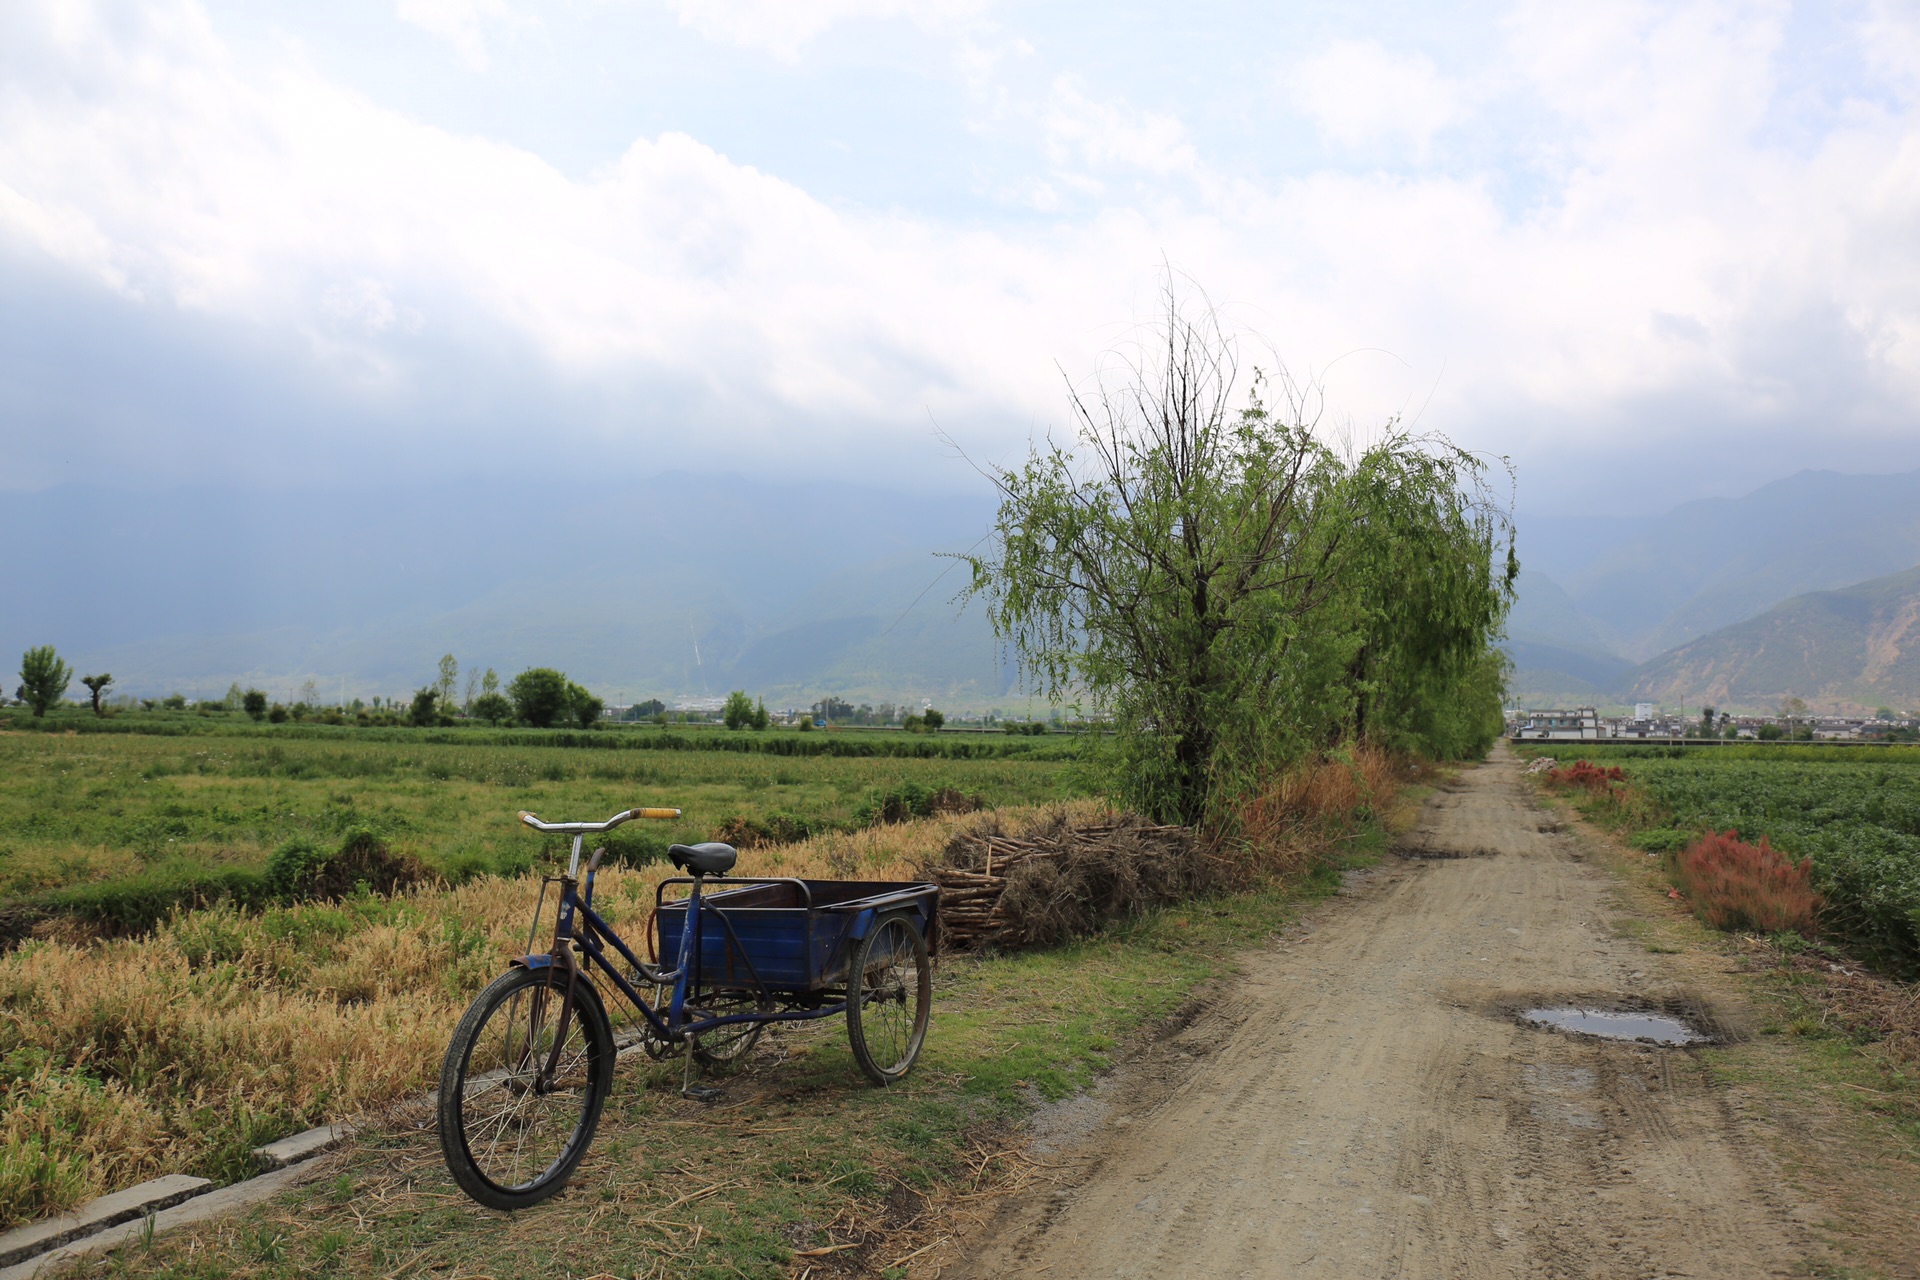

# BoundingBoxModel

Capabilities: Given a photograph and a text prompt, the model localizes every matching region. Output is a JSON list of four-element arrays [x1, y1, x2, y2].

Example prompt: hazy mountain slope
[[727, 551, 1014, 704], [3, 477, 1006, 706], [1628, 563, 1920, 711], [1550, 468, 1920, 658]]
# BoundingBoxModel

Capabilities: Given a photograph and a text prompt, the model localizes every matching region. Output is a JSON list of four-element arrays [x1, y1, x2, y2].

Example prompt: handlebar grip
[[518, 811, 539, 826], [631, 807, 682, 820]]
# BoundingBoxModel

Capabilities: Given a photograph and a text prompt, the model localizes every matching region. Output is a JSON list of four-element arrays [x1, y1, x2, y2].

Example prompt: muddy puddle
[[1522, 1007, 1707, 1044]]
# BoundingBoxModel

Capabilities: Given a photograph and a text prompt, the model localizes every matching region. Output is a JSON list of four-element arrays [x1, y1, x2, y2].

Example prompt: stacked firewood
[[927, 818, 1197, 951]]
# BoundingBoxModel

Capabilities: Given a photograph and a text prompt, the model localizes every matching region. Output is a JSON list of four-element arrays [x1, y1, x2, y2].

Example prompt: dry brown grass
[[1229, 745, 1412, 879], [0, 802, 1097, 1226]]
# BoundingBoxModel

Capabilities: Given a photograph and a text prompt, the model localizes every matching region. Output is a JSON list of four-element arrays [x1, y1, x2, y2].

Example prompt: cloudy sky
[[4, 0, 1919, 514]]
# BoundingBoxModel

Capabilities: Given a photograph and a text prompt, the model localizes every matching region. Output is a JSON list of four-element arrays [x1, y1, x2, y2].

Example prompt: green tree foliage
[[966, 283, 1513, 825], [1697, 706, 1717, 739], [569, 683, 603, 729], [470, 692, 513, 725], [242, 689, 268, 721], [723, 690, 755, 730], [80, 673, 113, 717], [409, 687, 441, 727], [752, 697, 770, 731], [507, 668, 572, 728], [435, 654, 459, 708], [18, 647, 71, 718]]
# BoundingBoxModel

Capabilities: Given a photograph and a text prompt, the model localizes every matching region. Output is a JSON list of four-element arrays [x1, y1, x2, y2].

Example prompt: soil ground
[[944, 745, 1877, 1279]]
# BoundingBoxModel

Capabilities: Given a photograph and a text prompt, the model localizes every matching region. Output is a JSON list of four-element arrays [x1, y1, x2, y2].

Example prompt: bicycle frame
[[517, 833, 861, 1067]]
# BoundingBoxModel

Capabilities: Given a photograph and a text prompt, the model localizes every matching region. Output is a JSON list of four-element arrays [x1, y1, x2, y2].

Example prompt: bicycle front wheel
[[437, 965, 614, 1210], [846, 913, 931, 1086]]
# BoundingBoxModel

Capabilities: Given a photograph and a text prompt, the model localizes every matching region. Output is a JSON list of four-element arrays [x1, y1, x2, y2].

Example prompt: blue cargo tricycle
[[437, 807, 938, 1209]]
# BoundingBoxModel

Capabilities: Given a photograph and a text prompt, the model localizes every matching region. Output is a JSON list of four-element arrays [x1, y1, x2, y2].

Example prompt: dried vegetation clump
[[1231, 746, 1410, 880], [923, 747, 1412, 951], [925, 812, 1204, 950]]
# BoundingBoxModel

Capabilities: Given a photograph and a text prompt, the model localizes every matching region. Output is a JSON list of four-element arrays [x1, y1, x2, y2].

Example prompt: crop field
[[1525, 744, 1920, 968], [0, 730, 1081, 906], [0, 728, 1091, 1227]]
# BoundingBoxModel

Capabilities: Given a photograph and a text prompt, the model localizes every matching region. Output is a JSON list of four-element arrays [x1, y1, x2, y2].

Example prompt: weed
[[1672, 830, 1822, 936]]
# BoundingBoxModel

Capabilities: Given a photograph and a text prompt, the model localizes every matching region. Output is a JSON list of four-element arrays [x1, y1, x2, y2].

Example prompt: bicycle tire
[[846, 913, 931, 1086], [437, 965, 614, 1210]]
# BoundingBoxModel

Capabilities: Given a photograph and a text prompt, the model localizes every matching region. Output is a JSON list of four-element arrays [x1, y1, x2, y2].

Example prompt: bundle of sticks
[[928, 819, 1193, 950]]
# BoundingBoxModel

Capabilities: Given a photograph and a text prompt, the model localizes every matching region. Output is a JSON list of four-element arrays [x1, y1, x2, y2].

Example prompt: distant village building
[[1509, 707, 1604, 740]]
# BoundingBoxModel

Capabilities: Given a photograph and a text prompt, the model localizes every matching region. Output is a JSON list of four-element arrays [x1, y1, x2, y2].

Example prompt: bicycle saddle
[[668, 842, 738, 876]]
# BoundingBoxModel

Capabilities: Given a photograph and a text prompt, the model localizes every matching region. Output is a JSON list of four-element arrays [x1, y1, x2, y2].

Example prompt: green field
[[0, 728, 1083, 911], [1525, 744, 1920, 969]]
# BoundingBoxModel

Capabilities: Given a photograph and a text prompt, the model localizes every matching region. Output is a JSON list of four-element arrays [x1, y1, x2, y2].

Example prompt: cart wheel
[[691, 987, 770, 1068], [847, 912, 931, 1086], [437, 966, 615, 1210]]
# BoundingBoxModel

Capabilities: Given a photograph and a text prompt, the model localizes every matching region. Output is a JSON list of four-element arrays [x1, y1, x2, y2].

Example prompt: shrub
[[1545, 760, 1626, 794], [243, 689, 268, 720], [264, 830, 436, 902], [854, 781, 982, 826], [1672, 829, 1821, 936]]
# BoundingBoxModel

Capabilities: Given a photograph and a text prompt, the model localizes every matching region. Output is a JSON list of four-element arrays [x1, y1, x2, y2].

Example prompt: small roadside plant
[[1671, 829, 1821, 936]]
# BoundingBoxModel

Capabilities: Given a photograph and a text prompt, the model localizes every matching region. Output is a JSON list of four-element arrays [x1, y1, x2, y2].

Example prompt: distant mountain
[[1628, 563, 1920, 712], [1500, 568, 1634, 702], [1, 477, 1016, 708], [1523, 468, 1920, 660]]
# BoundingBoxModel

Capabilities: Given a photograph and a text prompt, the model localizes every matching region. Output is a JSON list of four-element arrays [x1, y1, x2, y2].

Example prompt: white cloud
[[661, 0, 988, 61], [2, 0, 1919, 505], [1043, 75, 1198, 179], [395, 0, 523, 70], [1288, 39, 1463, 157]]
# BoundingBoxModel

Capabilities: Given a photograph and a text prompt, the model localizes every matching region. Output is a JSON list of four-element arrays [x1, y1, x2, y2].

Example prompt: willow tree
[[966, 283, 1514, 826]]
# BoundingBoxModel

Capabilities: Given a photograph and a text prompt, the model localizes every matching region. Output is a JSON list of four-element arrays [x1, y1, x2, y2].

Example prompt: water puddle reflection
[[1522, 1008, 1705, 1045]]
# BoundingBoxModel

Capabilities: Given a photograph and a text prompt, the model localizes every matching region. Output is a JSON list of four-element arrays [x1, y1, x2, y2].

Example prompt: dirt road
[[950, 746, 1822, 1279]]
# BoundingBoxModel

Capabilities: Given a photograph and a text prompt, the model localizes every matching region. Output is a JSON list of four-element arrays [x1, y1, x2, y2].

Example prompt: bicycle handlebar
[[517, 807, 683, 834]]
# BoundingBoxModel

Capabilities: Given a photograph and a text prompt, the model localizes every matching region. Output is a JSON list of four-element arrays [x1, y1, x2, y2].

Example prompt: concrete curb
[[0, 1176, 211, 1269], [0, 1121, 355, 1279], [0, 1160, 333, 1280]]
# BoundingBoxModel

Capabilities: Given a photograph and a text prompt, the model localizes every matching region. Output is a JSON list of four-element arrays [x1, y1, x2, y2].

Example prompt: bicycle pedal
[[679, 1084, 724, 1105]]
